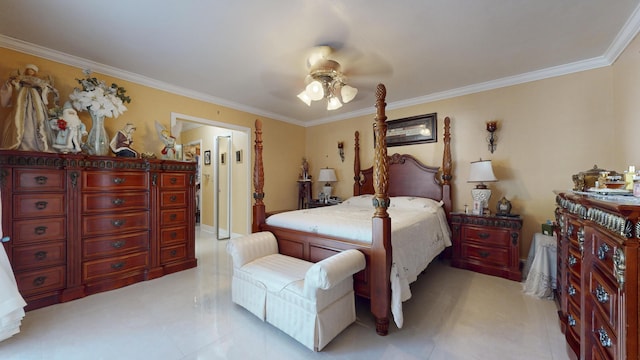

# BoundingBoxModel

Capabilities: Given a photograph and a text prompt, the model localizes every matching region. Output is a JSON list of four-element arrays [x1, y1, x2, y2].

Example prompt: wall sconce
[[338, 141, 344, 162], [486, 121, 498, 153]]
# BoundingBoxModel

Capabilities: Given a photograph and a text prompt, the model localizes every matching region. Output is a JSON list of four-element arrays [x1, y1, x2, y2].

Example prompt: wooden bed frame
[[252, 84, 452, 336]]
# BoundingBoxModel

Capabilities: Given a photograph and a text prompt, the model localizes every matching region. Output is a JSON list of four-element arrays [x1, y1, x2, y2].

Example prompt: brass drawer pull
[[34, 176, 48, 185], [111, 262, 125, 270], [32, 276, 47, 287], [597, 243, 610, 260], [596, 327, 612, 348], [34, 251, 48, 261], [112, 198, 125, 206], [111, 240, 126, 249], [112, 177, 126, 184], [169, 195, 177, 202], [111, 219, 126, 227], [595, 284, 609, 304], [169, 177, 177, 184], [479, 251, 490, 258], [478, 232, 490, 239], [35, 201, 48, 210], [34, 226, 48, 235]]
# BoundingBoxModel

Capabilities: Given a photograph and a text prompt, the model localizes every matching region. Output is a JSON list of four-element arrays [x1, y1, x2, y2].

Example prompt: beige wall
[[4, 32, 640, 256]]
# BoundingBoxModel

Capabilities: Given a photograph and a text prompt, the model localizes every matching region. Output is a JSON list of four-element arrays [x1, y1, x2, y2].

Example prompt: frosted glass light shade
[[297, 91, 311, 106], [340, 84, 358, 103], [326, 96, 342, 110], [305, 80, 324, 101]]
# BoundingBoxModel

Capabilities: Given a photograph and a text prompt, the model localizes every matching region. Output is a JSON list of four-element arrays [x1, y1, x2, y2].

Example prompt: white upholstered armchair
[[227, 231, 365, 351]]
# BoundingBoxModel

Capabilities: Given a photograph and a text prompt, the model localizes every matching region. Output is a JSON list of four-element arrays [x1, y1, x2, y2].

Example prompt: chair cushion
[[242, 254, 312, 292]]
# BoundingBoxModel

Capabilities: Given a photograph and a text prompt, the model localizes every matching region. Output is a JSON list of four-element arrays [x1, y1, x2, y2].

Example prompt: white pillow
[[341, 194, 374, 207], [389, 196, 443, 210]]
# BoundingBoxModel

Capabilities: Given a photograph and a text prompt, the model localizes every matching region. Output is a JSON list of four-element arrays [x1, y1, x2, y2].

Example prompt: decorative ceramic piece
[[496, 196, 512, 215]]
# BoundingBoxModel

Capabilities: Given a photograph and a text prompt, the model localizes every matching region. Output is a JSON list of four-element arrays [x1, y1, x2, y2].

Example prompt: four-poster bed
[[251, 84, 453, 336]]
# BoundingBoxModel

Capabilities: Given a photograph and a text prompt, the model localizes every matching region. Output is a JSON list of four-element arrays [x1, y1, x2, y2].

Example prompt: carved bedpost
[[252, 119, 265, 233], [441, 117, 452, 215], [371, 83, 391, 336], [353, 131, 361, 195]]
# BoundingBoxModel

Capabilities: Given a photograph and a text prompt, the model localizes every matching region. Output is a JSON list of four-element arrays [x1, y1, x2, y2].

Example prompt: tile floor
[[0, 227, 571, 359]]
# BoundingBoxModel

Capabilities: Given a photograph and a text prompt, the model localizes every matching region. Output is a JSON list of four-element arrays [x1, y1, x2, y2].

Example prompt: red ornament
[[57, 119, 67, 131]]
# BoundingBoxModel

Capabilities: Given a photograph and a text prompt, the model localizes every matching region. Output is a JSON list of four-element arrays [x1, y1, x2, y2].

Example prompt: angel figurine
[[155, 121, 177, 159]]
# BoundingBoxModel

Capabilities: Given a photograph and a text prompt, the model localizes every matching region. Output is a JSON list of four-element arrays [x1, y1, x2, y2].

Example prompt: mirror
[[216, 135, 231, 240]]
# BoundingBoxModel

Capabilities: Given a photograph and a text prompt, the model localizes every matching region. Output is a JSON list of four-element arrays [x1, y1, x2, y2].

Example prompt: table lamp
[[468, 159, 498, 214], [318, 168, 337, 199]]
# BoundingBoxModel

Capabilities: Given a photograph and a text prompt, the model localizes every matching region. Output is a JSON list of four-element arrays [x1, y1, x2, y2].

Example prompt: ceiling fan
[[296, 46, 358, 111]]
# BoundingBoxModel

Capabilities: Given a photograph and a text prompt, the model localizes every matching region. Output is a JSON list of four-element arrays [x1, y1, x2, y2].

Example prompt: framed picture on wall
[[204, 150, 211, 165], [374, 112, 437, 147]]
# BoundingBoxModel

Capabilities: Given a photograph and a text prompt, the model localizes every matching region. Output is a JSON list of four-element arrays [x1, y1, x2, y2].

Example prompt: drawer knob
[[111, 219, 126, 227], [478, 232, 490, 239], [169, 195, 177, 202], [111, 262, 125, 270], [112, 177, 126, 184], [35, 201, 48, 210], [170, 250, 177, 257], [112, 198, 125, 206], [596, 327, 612, 348], [595, 284, 609, 303], [34, 226, 48, 235], [567, 314, 576, 327], [597, 243, 610, 260], [568, 285, 576, 297], [111, 240, 126, 249], [169, 177, 177, 184], [170, 214, 177, 221], [34, 251, 48, 261], [32, 276, 47, 287], [34, 176, 48, 185], [478, 251, 490, 258], [170, 231, 178, 239], [568, 254, 577, 267]]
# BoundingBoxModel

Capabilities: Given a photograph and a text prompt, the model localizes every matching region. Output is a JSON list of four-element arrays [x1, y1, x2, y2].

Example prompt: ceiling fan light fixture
[[340, 84, 358, 103], [297, 91, 312, 106], [327, 96, 343, 110], [305, 80, 325, 101]]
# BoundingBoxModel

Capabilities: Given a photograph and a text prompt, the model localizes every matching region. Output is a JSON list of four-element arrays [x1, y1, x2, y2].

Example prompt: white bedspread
[[266, 195, 452, 328]]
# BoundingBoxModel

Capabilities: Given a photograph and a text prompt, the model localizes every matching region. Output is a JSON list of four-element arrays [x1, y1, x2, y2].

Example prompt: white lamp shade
[[317, 168, 337, 183], [305, 80, 324, 101], [468, 159, 498, 184], [340, 84, 358, 103], [326, 96, 342, 110], [297, 91, 311, 106]]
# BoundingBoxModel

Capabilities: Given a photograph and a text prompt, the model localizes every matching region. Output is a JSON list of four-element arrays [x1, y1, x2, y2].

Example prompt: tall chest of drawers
[[0, 151, 197, 310], [555, 192, 639, 360]]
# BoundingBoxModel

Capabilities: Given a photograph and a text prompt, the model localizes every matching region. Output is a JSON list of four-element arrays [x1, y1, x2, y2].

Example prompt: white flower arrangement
[[69, 69, 131, 118]]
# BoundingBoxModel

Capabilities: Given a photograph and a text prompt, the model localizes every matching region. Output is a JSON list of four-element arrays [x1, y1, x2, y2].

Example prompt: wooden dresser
[[555, 191, 639, 360], [450, 212, 522, 281], [0, 150, 197, 310]]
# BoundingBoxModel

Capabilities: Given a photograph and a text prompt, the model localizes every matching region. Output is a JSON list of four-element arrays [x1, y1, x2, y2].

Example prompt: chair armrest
[[304, 249, 365, 294], [226, 231, 278, 268]]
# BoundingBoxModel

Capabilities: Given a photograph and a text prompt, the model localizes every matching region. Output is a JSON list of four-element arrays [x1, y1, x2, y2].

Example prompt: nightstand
[[450, 212, 522, 281], [307, 199, 338, 208]]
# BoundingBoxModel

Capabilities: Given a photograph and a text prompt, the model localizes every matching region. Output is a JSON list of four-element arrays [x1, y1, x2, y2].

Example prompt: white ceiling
[[2, 1, 640, 127]]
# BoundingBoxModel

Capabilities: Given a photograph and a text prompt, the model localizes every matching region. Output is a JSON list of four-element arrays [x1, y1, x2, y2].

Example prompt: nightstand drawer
[[461, 242, 509, 266], [463, 226, 510, 247]]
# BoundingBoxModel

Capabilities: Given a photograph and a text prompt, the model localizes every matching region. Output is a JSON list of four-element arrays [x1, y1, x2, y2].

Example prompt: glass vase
[[85, 111, 110, 156]]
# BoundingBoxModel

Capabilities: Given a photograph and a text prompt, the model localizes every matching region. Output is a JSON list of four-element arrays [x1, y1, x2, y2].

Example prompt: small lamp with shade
[[317, 168, 337, 201], [467, 159, 498, 214]]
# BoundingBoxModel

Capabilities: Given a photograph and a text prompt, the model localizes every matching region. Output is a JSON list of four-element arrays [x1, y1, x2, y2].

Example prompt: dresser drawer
[[82, 251, 148, 282], [461, 242, 509, 266], [160, 190, 187, 208], [14, 169, 65, 192], [13, 193, 65, 218], [83, 232, 149, 259], [160, 173, 188, 189], [160, 244, 187, 264], [82, 192, 149, 212], [567, 301, 581, 345], [591, 310, 618, 360], [16, 265, 65, 296], [82, 171, 148, 191], [12, 242, 65, 271], [588, 268, 618, 331], [82, 211, 149, 237], [567, 273, 581, 309], [160, 226, 187, 246], [590, 234, 617, 277], [463, 226, 510, 247], [160, 208, 187, 226], [13, 217, 66, 244]]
